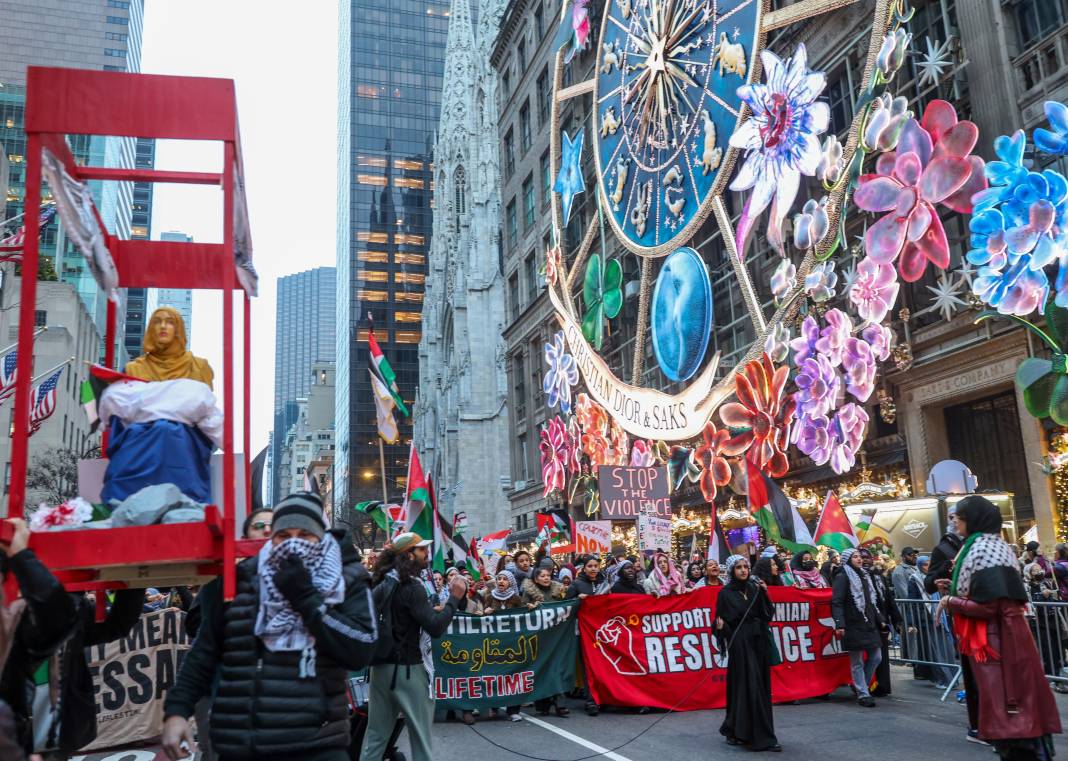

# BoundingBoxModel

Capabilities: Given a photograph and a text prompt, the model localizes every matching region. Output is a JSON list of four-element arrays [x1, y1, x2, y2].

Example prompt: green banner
[[432, 600, 579, 710]]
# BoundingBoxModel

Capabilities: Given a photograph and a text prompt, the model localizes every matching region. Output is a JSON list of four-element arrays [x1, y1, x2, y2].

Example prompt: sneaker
[[858, 696, 876, 708], [966, 729, 990, 746], [509, 713, 522, 722]]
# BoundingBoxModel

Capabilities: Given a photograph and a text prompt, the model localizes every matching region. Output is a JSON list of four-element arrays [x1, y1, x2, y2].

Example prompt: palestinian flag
[[356, 500, 394, 538], [476, 528, 510, 577], [708, 508, 732, 564], [813, 491, 859, 551], [80, 364, 144, 433], [403, 442, 433, 540], [536, 508, 571, 550], [368, 328, 409, 418], [746, 460, 815, 554]]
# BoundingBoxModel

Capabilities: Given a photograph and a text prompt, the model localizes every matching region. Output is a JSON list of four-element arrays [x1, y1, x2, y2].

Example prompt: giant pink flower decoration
[[848, 258, 900, 323], [694, 422, 745, 502], [855, 101, 987, 282], [540, 417, 568, 497], [721, 354, 796, 478], [630, 439, 655, 467], [565, 416, 583, 474]]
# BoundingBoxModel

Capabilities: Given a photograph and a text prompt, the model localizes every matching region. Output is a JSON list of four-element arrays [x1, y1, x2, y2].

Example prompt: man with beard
[[361, 532, 467, 761], [610, 559, 648, 594]]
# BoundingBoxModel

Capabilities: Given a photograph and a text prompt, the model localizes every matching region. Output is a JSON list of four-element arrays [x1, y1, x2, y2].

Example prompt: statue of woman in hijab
[[125, 307, 213, 388]]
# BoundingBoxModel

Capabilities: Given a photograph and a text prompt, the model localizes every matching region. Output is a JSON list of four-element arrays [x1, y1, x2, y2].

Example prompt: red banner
[[578, 587, 851, 711]]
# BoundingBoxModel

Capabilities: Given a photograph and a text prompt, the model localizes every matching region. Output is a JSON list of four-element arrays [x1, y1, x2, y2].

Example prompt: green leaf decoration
[[1046, 299, 1068, 351], [1018, 358, 1057, 419], [581, 255, 623, 349], [1052, 374, 1068, 426]]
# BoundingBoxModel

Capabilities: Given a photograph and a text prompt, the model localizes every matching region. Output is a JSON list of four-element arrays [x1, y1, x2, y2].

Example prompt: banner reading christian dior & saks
[[432, 600, 579, 710], [579, 588, 850, 711]]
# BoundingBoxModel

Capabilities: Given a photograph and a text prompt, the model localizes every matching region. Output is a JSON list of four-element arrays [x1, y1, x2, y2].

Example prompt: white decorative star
[[916, 37, 954, 88], [732, 27, 741, 41], [840, 257, 860, 294], [926, 272, 967, 321], [955, 259, 977, 289], [852, 222, 868, 255]]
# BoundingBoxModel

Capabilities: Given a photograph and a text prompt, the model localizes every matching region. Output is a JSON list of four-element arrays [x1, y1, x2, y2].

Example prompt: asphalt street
[[415, 665, 1066, 761]]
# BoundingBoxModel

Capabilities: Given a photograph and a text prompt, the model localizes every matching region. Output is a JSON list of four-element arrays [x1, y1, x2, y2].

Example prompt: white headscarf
[[840, 548, 877, 622]]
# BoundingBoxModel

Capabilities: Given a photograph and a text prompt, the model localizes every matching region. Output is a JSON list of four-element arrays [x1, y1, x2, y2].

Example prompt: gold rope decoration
[[631, 256, 653, 384]]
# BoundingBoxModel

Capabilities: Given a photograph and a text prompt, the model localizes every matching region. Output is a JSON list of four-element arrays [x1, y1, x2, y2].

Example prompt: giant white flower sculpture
[[730, 44, 829, 255]]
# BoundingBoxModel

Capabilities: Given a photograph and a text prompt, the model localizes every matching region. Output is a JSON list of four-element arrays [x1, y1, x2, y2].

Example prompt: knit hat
[[558, 568, 573, 582], [272, 492, 326, 540]]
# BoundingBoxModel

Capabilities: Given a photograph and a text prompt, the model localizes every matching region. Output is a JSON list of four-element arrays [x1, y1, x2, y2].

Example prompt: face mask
[[801, 560, 816, 571]]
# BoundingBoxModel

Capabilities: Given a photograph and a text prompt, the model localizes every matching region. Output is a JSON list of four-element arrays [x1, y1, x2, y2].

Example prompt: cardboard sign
[[575, 520, 612, 555], [637, 514, 672, 553], [84, 608, 191, 751], [598, 465, 671, 519]]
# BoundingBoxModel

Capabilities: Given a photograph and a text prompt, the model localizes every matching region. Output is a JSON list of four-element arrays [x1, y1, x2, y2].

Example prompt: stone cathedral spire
[[415, 0, 510, 538]]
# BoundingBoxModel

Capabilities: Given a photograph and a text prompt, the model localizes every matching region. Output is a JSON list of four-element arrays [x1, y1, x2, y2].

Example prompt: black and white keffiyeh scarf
[[254, 533, 345, 672], [840, 549, 877, 622], [952, 532, 1020, 600]]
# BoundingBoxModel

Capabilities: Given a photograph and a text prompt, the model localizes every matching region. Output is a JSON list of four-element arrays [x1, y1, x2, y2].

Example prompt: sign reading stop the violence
[[579, 587, 851, 711], [598, 465, 671, 519]]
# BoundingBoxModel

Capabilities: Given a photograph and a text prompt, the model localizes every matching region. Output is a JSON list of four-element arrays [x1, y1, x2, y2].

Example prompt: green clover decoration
[[582, 255, 623, 350]]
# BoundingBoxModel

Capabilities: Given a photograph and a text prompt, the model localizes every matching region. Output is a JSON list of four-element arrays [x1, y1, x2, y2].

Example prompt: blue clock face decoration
[[594, 0, 761, 255], [651, 246, 713, 382]]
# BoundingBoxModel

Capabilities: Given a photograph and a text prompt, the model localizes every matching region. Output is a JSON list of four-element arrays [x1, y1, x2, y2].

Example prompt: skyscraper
[[149, 231, 195, 342], [336, 0, 448, 515], [125, 136, 155, 362], [273, 266, 336, 502], [0, 0, 145, 355]]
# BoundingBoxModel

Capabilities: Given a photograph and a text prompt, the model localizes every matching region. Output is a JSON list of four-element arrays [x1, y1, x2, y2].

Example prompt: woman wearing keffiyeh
[[831, 548, 884, 707], [937, 495, 1061, 759]]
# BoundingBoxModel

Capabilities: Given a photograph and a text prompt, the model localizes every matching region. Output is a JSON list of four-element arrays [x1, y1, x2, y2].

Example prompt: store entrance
[[943, 391, 1033, 520]]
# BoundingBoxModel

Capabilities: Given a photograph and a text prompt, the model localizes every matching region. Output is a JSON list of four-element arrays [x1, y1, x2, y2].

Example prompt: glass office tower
[[336, 0, 448, 519]]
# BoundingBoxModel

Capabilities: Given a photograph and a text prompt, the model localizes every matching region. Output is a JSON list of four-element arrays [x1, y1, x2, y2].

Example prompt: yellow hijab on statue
[[124, 307, 214, 389]]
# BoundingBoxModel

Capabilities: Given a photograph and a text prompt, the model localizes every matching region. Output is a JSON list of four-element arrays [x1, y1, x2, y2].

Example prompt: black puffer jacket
[[164, 530, 376, 757], [565, 572, 610, 598], [831, 569, 884, 652]]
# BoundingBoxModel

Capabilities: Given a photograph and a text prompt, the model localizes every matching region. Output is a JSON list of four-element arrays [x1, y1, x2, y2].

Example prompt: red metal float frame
[[5, 67, 261, 600]]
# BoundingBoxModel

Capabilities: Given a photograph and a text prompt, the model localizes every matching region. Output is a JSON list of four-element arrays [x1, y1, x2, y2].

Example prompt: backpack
[[369, 574, 401, 666]]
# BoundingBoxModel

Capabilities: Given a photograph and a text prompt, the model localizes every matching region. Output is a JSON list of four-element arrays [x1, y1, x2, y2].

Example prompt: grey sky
[[141, 1, 338, 455]]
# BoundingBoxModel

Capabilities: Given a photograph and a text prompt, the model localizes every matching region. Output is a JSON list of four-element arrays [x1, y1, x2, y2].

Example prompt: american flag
[[0, 204, 57, 260], [0, 349, 17, 402], [28, 367, 63, 435]]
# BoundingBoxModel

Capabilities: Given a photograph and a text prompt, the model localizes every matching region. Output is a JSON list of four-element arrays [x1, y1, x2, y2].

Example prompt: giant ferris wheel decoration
[[546, 0, 913, 445]]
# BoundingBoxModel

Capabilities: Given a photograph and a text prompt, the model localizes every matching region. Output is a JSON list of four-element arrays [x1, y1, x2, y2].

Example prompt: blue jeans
[[849, 646, 882, 697]]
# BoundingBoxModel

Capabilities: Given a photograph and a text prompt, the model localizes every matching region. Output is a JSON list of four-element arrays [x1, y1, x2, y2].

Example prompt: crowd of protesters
[[0, 492, 1063, 760]]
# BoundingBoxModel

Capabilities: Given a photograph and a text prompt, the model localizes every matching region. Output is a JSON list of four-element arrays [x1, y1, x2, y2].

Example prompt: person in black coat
[[832, 548, 885, 707], [0, 518, 78, 756], [163, 493, 377, 761], [820, 550, 840, 586], [860, 550, 901, 697], [925, 507, 964, 594], [33, 588, 143, 756], [714, 554, 780, 752], [610, 559, 647, 594]]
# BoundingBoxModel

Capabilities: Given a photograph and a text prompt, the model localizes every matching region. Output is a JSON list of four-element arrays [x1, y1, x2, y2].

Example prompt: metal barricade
[[1027, 600, 1068, 685], [891, 598, 1068, 701], [890, 598, 962, 702]]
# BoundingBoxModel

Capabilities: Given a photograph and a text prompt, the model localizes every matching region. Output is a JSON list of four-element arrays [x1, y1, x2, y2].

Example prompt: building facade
[[148, 231, 195, 344], [489, 0, 1068, 549], [0, 0, 145, 360], [336, 0, 448, 518], [415, 0, 511, 538], [0, 275, 102, 514], [272, 266, 336, 503], [277, 361, 335, 501]]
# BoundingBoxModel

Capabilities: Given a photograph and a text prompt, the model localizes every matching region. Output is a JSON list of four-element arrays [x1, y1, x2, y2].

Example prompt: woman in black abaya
[[715, 554, 781, 752]]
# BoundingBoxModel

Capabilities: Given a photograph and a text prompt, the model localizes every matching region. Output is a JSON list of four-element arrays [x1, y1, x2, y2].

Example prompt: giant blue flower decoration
[[968, 119, 1068, 315], [554, 129, 586, 226], [1035, 101, 1068, 155], [543, 330, 579, 414], [729, 43, 829, 254]]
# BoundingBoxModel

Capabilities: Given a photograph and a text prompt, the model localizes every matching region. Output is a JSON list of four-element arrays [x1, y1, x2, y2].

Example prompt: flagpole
[[378, 437, 388, 504]]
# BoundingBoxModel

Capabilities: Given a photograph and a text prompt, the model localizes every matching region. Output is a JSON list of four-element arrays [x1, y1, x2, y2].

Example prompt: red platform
[[6, 67, 261, 600]]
